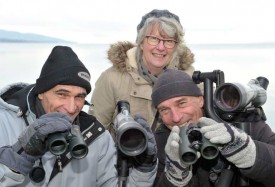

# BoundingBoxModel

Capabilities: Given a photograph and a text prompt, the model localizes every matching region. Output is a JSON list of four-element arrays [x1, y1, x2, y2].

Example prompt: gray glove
[[0, 145, 37, 175], [0, 112, 72, 175], [19, 112, 73, 156], [199, 117, 256, 168], [165, 126, 192, 187], [133, 114, 157, 172]]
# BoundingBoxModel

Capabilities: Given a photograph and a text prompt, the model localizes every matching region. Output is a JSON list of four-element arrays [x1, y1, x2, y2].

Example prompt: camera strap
[[151, 111, 159, 132], [49, 121, 105, 182]]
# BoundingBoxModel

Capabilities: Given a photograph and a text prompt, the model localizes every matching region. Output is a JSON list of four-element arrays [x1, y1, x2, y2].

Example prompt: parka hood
[[107, 41, 195, 72], [0, 83, 34, 115]]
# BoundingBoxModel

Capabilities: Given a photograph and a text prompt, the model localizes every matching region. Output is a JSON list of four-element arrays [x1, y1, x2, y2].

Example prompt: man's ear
[[38, 93, 43, 100], [198, 96, 204, 108]]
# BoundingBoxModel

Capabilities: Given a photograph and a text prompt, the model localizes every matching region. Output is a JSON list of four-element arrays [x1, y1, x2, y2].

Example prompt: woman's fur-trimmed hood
[[107, 41, 195, 72]]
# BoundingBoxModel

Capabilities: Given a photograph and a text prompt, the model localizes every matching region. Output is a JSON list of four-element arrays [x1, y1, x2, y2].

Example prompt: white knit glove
[[165, 126, 192, 187], [199, 117, 256, 168]]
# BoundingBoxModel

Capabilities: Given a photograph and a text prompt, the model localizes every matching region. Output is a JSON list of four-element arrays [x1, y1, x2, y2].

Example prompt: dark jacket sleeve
[[153, 124, 170, 186], [240, 120, 275, 187]]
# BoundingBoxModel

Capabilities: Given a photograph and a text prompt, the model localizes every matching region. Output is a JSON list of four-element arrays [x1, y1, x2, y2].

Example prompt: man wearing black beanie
[[0, 46, 157, 186], [35, 46, 91, 94], [152, 69, 275, 187]]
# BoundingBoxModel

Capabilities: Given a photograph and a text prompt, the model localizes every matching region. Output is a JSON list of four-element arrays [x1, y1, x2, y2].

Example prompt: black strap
[[49, 122, 105, 182], [151, 111, 159, 132], [22, 114, 30, 126]]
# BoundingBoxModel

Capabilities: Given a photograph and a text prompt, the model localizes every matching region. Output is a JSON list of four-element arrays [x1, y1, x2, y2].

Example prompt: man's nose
[[171, 109, 182, 123], [65, 98, 77, 113]]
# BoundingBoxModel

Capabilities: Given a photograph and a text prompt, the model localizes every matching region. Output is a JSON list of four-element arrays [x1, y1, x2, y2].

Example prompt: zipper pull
[[57, 156, 63, 172]]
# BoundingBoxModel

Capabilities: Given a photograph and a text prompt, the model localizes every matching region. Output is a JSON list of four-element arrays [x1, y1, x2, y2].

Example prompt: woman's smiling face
[[140, 24, 176, 75]]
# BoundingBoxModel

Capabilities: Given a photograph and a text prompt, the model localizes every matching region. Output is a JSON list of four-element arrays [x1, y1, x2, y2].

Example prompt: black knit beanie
[[152, 69, 202, 107], [137, 9, 181, 32], [35, 46, 91, 94]]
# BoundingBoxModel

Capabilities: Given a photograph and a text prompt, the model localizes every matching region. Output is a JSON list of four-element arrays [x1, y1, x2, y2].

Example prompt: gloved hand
[[165, 126, 192, 187], [199, 117, 256, 168], [18, 112, 73, 156], [0, 112, 72, 175], [133, 114, 157, 172]]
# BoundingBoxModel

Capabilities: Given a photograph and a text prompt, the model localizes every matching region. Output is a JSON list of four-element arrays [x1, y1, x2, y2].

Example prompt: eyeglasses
[[145, 35, 177, 49]]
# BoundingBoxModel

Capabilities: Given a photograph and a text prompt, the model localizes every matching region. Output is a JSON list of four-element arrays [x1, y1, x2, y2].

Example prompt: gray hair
[[135, 17, 186, 66]]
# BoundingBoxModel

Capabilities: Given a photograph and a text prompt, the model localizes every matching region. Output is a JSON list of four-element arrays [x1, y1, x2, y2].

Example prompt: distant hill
[[0, 29, 72, 43]]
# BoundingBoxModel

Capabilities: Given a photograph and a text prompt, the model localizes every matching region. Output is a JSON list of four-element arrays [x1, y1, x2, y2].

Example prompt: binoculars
[[47, 125, 88, 159], [179, 122, 219, 165], [114, 100, 148, 157]]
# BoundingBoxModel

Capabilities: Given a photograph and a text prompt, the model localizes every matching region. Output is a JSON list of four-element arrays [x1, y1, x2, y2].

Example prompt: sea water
[[1, 42, 275, 130]]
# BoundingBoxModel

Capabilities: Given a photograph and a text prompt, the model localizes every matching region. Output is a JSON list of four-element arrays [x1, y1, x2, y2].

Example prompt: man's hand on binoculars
[[0, 112, 72, 175], [165, 126, 192, 186], [199, 117, 256, 168], [18, 112, 72, 156], [133, 114, 157, 172]]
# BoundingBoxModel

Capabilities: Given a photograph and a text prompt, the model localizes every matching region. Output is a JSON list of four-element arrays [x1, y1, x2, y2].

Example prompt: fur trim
[[107, 41, 194, 72], [107, 41, 135, 72], [177, 45, 194, 70]]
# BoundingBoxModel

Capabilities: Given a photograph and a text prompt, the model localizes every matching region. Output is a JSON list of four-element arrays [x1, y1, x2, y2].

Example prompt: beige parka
[[89, 41, 195, 131]]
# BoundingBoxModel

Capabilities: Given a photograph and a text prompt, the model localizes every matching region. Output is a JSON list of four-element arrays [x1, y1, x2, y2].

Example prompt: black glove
[[133, 114, 157, 172], [0, 112, 72, 175]]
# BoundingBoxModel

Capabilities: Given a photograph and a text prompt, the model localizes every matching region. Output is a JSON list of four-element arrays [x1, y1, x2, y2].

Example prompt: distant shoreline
[[0, 29, 72, 43], [0, 39, 74, 43]]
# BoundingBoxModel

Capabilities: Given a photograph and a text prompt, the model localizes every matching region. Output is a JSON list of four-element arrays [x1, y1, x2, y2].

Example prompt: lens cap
[[29, 165, 45, 183]]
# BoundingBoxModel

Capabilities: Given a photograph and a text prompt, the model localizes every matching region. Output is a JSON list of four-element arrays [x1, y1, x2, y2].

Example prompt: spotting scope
[[114, 100, 148, 157], [214, 77, 268, 113]]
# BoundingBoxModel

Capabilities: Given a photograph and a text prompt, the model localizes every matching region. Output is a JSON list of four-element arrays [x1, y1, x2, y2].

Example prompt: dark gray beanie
[[35, 46, 91, 94], [137, 9, 181, 32], [152, 69, 202, 107]]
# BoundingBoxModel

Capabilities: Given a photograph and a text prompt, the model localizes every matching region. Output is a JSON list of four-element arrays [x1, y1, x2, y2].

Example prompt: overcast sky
[[1, 0, 275, 44]]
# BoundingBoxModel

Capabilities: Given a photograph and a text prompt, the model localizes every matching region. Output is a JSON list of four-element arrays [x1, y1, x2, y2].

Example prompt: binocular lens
[[70, 144, 88, 159], [202, 146, 218, 158], [50, 141, 67, 152], [48, 134, 68, 156], [181, 152, 197, 163]]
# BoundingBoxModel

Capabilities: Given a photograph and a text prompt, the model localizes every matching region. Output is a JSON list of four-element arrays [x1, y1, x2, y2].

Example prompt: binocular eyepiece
[[179, 123, 219, 165], [114, 100, 148, 157], [47, 125, 88, 159]]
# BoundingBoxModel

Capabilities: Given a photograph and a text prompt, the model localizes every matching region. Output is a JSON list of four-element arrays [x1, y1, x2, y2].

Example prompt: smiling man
[[0, 46, 157, 187], [152, 69, 275, 187]]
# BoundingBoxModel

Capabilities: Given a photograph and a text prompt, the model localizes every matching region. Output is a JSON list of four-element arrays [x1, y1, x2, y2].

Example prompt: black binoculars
[[114, 100, 148, 157], [47, 125, 88, 159], [179, 123, 219, 165]]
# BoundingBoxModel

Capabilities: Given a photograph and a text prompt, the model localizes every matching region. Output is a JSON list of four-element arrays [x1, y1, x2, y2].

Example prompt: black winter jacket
[[154, 113, 275, 187]]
